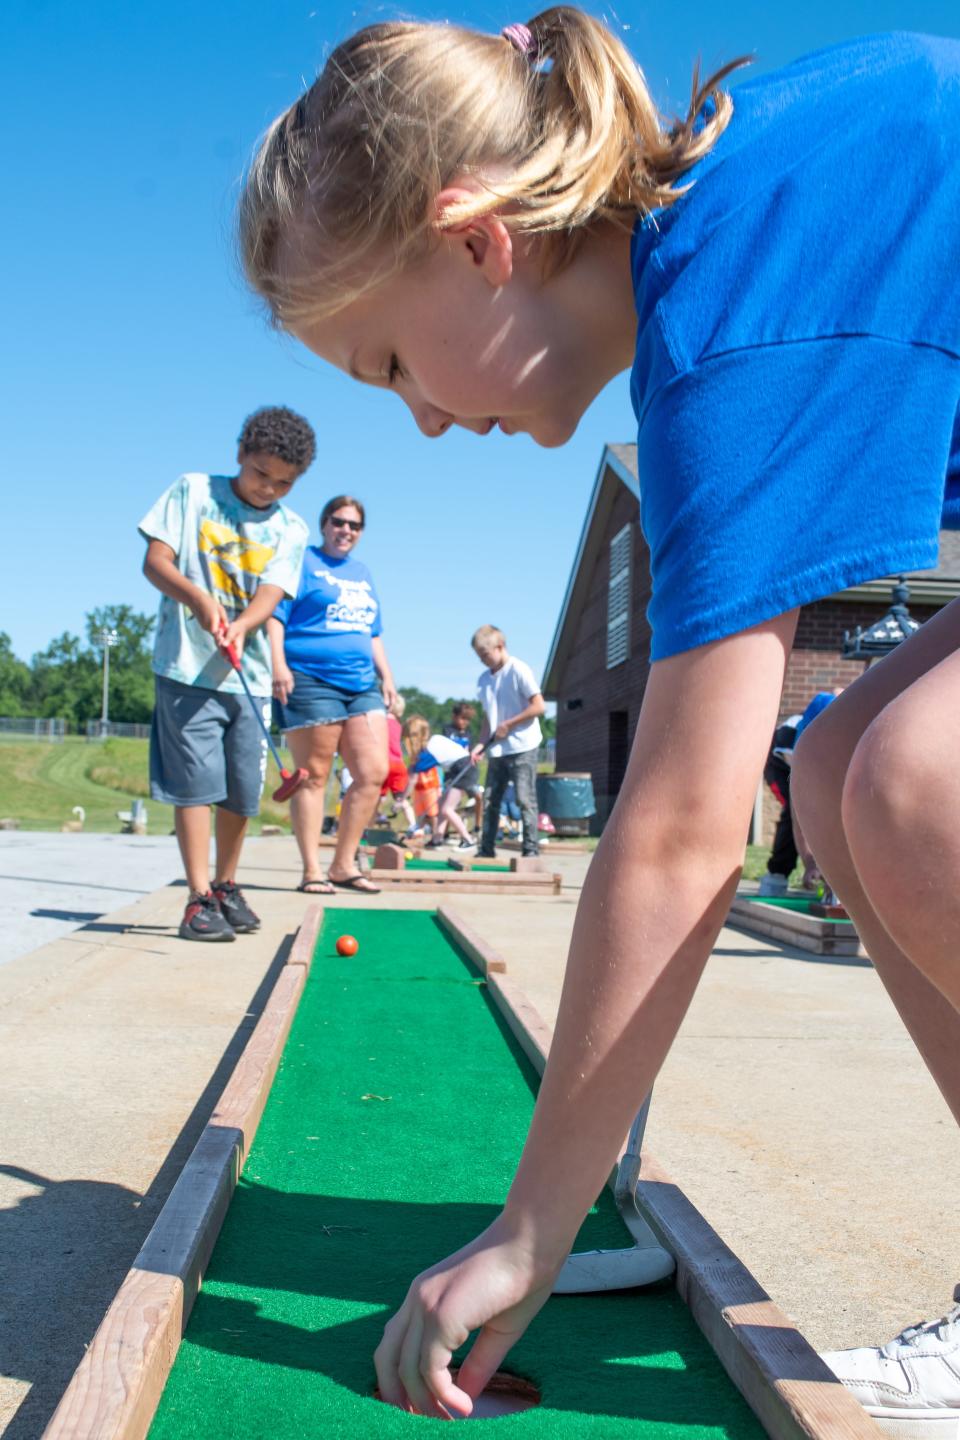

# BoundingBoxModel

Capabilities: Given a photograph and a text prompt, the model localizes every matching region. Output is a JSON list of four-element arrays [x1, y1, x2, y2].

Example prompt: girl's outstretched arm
[[374, 611, 798, 1418]]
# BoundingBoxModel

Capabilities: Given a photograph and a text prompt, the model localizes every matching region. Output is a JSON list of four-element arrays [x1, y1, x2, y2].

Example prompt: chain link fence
[[0, 716, 67, 741]]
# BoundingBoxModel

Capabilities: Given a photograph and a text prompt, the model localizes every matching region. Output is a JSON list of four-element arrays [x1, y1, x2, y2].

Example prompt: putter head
[[272, 767, 308, 803], [553, 1244, 675, 1293]]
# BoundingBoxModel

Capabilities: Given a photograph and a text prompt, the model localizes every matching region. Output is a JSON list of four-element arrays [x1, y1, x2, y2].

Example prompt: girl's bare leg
[[286, 723, 341, 886], [440, 787, 473, 844], [333, 712, 389, 883], [792, 596, 960, 1124]]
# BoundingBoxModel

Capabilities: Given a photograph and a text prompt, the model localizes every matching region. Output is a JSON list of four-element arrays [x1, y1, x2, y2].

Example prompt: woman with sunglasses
[[268, 495, 398, 893]]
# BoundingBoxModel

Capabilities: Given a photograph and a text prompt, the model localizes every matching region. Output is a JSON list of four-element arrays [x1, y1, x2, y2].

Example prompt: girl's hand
[[374, 1218, 557, 1419], [272, 663, 295, 705]]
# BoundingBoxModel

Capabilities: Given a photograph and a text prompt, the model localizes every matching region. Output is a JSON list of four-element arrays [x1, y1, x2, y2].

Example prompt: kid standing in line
[[379, 693, 417, 833], [239, 15, 960, 1429], [470, 626, 545, 859], [141, 407, 311, 941]]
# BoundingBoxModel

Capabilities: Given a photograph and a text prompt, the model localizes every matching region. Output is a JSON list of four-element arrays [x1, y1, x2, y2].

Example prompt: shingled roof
[[542, 443, 960, 695]]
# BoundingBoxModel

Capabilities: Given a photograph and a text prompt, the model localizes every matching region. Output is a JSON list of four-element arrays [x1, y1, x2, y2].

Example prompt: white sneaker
[[758, 872, 789, 896], [456, 838, 477, 852], [821, 1290, 960, 1438]]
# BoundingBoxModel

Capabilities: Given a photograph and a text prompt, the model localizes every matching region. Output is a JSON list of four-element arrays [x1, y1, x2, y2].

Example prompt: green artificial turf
[[149, 911, 764, 1438], [751, 896, 854, 922]]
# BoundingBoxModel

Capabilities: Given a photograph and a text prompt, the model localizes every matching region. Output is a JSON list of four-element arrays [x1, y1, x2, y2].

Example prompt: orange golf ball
[[336, 934, 359, 957]]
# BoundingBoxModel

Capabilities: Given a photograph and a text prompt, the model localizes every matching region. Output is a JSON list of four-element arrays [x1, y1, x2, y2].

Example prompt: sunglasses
[[328, 516, 363, 532]]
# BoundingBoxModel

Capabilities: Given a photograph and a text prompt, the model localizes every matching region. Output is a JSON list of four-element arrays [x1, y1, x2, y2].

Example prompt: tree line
[[0, 612, 556, 738]]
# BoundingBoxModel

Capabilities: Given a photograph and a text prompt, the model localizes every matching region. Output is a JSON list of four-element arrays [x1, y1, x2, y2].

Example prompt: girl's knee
[[841, 708, 933, 854]]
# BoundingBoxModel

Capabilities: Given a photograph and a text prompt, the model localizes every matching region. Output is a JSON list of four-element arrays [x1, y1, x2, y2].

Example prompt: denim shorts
[[150, 675, 267, 816], [279, 670, 385, 731]]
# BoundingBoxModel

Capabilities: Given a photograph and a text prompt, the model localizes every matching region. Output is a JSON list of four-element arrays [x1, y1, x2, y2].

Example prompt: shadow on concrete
[[29, 908, 104, 923], [0, 874, 149, 895], [718, 935, 874, 968], [0, 931, 294, 1440]]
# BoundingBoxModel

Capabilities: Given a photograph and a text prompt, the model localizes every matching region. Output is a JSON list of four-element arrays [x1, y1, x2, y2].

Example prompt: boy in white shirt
[[470, 625, 545, 859]]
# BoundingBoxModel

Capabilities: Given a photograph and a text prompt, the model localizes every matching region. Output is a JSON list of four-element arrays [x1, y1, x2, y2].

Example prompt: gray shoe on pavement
[[179, 891, 236, 943], [820, 1289, 960, 1438], [212, 880, 260, 933]]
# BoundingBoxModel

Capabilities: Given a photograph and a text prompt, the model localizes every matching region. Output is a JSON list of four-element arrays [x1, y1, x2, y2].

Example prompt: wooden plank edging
[[435, 909, 884, 1440], [435, 905, 507, 974], [42, 908, 323, 1440], [287, 902, 324, 972], [367, 870, 562, 895]]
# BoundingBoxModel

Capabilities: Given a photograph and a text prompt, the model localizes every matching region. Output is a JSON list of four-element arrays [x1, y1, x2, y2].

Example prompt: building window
[[608, 710, 630, 799], [606, 523, 632, 669]]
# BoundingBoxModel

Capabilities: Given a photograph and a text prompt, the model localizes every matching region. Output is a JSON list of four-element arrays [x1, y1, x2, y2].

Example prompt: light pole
[[99, 628, 119, 738]]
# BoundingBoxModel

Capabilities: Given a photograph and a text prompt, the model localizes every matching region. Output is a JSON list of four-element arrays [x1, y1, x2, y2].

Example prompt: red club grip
[[221, 639, 241, 670]]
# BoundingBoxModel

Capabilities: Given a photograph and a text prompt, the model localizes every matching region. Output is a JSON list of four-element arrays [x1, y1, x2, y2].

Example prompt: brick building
[[542, 443, 960, 831]]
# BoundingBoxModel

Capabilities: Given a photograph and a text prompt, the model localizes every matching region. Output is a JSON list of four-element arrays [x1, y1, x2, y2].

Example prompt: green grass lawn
[[0, 737, 308, 834], [0, 739, 797, 888]]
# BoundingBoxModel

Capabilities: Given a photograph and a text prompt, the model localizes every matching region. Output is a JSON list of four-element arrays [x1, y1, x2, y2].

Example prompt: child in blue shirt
[[239, 20, 960, 1426]]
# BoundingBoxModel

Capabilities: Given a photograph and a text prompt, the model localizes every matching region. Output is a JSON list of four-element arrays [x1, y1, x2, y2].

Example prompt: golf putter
[[553, 1095, 675, 1293], [439, 735, 493, 804], [220, 640, 308, 802]]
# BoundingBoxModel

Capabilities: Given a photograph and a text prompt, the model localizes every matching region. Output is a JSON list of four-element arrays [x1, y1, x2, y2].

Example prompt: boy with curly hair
[[140, 406, 312, 941]]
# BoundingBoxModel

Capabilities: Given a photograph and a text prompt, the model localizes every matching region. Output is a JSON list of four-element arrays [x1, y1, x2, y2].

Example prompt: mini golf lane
[[404, 857, 513, 873], [148, 912, 764, 1438], [751, 897, 854, 922]]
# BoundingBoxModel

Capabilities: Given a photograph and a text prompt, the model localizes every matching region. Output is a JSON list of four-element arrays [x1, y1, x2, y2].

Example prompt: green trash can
[[536, 773, 596, 836]]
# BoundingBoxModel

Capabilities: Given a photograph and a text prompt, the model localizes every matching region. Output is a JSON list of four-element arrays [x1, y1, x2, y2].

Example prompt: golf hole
[[374, 1371, 541, 1418]]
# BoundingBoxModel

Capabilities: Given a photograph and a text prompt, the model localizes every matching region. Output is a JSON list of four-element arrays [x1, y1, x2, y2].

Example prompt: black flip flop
[[297, 878, 336, 894], [328, 873, 381, 894]]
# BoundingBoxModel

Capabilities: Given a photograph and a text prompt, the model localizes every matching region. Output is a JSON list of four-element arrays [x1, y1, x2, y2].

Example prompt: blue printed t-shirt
[[631, 33, 960, 661], [274, 546, 382, 691], [139, 474, 308, 697]]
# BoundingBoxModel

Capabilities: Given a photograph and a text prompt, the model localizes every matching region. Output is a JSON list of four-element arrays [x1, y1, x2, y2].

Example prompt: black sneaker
[[476, 848, 496, 859], [180, 891, 235, 943], [212, 880, 261, 933]]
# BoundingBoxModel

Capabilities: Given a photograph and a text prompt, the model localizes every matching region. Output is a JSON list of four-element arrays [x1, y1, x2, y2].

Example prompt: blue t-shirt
[[631, 34, 960, 661], [274, 547, 382, 690]]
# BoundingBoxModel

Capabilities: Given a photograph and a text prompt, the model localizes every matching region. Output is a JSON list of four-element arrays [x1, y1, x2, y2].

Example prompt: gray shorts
[[150, 675, 268, 815]]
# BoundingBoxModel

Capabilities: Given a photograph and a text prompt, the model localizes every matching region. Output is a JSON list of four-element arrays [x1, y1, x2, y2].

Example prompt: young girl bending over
[[240, 11, 960, 1427], [400, 714, 441, 839]]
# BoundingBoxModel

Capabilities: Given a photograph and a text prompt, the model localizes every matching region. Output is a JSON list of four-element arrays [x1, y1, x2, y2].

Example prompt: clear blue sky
[[5, 0, 959, 698]]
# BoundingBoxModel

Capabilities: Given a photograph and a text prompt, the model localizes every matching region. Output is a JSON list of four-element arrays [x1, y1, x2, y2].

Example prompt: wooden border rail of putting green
[[434, 905, 885, 1440], [41, 905, 326, 1440], [727, 895, 863, 957], [366, 867, 563, 895], [43, 901, 881, 1440]]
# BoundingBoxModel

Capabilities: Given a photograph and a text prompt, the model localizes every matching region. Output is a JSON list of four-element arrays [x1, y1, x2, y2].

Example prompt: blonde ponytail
[[240, 7, 747, 325]]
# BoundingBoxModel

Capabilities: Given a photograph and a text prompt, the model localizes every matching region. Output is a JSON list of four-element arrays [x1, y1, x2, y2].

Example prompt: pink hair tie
[[502, 22, 536, 57]]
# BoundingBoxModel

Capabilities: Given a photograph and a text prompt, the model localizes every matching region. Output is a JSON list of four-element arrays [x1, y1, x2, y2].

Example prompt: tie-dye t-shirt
[[139, 473, 307, 696]]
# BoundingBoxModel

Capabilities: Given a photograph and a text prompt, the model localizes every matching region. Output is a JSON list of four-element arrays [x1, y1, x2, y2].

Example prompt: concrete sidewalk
[[1, 835, 957, 1436], [0, 833, 184, 965]]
